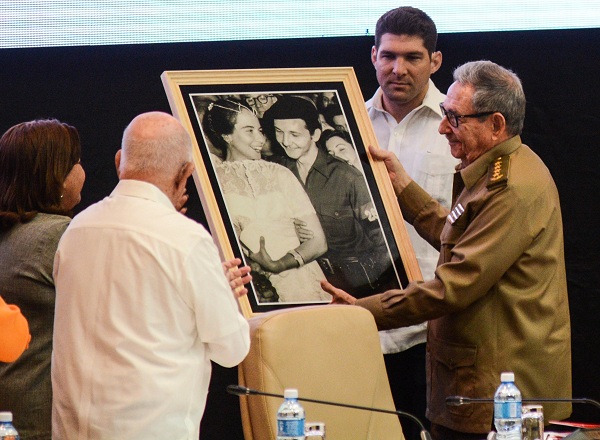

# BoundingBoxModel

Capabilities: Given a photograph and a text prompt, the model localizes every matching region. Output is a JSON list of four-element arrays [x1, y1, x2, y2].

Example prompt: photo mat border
[[161, 67, 421, 317]]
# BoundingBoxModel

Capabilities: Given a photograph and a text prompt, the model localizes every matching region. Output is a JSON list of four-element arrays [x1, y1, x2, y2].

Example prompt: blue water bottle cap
[[0, 412, 13, 422]]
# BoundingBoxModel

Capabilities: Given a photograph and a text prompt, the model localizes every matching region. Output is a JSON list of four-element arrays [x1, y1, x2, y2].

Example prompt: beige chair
[[238, 304, 405, 440]]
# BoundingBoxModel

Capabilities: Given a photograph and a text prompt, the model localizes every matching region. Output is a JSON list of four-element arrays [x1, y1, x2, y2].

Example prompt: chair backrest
[[238, 305, 405, 440]]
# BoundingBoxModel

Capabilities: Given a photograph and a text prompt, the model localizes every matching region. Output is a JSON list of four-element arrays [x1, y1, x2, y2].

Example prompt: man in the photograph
[[263, 95, 397, 298]]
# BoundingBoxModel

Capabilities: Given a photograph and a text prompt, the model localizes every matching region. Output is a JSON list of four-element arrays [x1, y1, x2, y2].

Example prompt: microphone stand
[[228, 384, 432, 440], [446, 396, 600, 411]]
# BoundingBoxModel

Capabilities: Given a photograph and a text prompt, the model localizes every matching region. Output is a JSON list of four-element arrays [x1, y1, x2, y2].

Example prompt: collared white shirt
[[366, 80, 460, 353], [52, 179, 249, 440]]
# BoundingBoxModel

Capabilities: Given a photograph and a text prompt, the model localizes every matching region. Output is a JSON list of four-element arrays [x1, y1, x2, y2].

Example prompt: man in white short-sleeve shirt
[[51, 112, 250, 440], [365, 6, 459, 433]]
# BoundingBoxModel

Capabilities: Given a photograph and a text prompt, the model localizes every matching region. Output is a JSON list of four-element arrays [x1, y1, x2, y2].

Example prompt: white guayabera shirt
[[51, 179, 249, 440], [366, 80, 460, 354]]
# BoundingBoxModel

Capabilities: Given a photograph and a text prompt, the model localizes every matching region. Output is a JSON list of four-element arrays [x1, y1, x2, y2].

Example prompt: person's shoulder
[[506, 144, 553, 187], [66, 197, 108, 227], [266, 153, 291, 167], [12, 213, 72, 252], [326, 154, 363, 176], [365, 96, 375, 109], [486, 155, 510, 191], [426, 79, 445, 99], [487, 143, 554, 198], [365, 88, 383, 117], [31, 213, 71, 234], [164, 207, 209, 231], [422, 81, 446, 114], [150, 209, 215, 253], [269, 160, 297, 178], [172, 210, 213, 237]]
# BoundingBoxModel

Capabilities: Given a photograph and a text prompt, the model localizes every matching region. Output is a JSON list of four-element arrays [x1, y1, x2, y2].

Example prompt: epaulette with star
[[487, 155, 510, 189]]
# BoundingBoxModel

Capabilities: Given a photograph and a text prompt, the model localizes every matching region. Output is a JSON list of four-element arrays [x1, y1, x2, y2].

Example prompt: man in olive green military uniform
[[322, 60, 571, 439]]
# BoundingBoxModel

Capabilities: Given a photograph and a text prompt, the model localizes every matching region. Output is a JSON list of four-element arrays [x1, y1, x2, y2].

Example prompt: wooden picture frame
[[161, 67, 421, 317]]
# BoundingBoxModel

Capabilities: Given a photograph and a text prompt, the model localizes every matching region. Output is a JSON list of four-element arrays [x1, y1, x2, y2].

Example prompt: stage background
[[1, 28, 598, 438]]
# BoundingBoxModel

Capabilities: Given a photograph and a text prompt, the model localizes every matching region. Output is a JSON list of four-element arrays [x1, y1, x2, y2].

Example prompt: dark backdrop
[[1, 28, 598, 438]]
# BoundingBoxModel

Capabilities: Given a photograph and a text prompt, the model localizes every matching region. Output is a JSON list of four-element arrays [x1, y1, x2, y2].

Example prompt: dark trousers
[[317, 254, 398, 299], [384, 343, 428, 440]]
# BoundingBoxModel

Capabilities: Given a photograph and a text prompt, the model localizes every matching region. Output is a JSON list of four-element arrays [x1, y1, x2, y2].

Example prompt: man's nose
[[438, 117, 451, 134], [393, 58, 408, 75]]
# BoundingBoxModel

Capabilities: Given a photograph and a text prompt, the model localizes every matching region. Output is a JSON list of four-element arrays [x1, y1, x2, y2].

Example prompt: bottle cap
[[522, 404, 543, 414], [500, 372, 515, 382], [284, 388, 299, 399], [0, 411, 13, 422]]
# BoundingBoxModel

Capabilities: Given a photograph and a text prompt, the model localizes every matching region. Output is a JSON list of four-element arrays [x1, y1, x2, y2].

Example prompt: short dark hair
[[0, 119, 81, 230], [262, 95, 321, 136], [322, 104, 344, 128], [374, 6, 438, 54]]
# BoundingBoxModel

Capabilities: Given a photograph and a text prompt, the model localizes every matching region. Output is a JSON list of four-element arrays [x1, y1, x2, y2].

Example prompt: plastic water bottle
[[494, 372, 522, 440], [0, 412, 19, 440], [277, 388, 305, 440]]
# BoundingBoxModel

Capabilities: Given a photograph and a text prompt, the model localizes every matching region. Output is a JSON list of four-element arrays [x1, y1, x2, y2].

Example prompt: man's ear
[[430, 51, 442, 75], [311, 128, 322, 143], [371, 45, 378, 66], [114, 150, 122, 178], [490, 112, 507, 140]]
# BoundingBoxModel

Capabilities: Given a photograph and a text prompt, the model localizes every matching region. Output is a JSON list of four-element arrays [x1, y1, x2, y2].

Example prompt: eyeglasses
[[439, 103, 497, 128], [245, 94, 273, 106]]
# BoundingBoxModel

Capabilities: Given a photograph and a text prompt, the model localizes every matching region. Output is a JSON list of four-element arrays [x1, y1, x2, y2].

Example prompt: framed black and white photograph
[[161, 67, 421, 317]]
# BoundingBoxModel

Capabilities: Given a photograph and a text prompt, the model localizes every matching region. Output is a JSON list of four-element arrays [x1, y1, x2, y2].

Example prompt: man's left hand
[[320, 280, 357, 305], [223, 258, 252, 298]]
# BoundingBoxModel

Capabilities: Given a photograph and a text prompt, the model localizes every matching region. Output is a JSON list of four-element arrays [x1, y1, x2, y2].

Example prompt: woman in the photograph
[[0, 119, 85, 439], [202, 98, 330, 303], [320, 129, 362, 171]]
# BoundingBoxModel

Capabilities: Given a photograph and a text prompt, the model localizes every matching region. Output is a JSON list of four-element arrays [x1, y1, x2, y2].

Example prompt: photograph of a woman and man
[[191, 90, 402, 307]]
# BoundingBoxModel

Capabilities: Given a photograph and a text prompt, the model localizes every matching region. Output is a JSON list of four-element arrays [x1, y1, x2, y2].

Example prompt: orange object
[[0, 296, 31, 362]]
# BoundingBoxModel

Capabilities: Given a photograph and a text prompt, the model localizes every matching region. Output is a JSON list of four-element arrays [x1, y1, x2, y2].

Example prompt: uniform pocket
[[428, 336, 478, 417]]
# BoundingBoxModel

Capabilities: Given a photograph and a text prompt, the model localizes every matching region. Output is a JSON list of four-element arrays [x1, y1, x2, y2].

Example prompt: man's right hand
[[369, 145, 412, 195]]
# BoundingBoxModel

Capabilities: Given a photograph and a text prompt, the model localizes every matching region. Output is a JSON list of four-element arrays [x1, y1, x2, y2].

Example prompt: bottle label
[[278, 418, 305, 437], [495, 401, 522, 418]]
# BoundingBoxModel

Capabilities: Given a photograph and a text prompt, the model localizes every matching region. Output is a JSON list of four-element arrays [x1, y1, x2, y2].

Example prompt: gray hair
[[453, 60, 526, 136], [120, 112, 192, 178]]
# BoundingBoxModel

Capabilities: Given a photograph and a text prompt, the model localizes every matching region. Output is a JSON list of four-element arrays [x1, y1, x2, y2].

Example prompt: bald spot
[[119, 111, 192, 183]]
